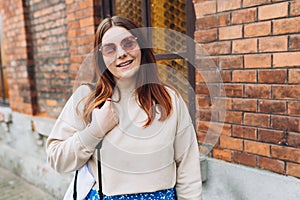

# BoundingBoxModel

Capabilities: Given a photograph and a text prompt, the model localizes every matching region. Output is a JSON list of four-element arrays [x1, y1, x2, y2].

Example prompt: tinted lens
[[121, 36, 138, 51], [101, 43, 116, 57]]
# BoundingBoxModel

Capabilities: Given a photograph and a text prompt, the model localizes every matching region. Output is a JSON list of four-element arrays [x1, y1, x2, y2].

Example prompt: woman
[[46, 16, 202, 200]]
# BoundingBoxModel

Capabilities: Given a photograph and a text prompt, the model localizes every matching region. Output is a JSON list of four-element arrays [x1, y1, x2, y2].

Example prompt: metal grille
[[111, 0, 188, 103], [113, 0, 143, 27]]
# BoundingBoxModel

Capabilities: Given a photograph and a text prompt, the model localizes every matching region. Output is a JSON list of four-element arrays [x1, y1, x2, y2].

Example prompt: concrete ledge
[[0, 141, 71, 199], [203, 158, 300, 200]]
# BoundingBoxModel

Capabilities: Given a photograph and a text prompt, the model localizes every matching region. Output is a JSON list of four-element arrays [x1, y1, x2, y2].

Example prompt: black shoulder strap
[[97, 147, 103, 199], [73, 170, 78, 200]]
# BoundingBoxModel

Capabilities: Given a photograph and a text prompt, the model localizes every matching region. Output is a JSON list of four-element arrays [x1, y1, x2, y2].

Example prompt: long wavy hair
[[81, 16, 173, 127]]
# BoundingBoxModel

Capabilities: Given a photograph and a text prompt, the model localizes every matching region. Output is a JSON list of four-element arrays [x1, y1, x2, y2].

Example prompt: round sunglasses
[[99, 36, 138, 57]]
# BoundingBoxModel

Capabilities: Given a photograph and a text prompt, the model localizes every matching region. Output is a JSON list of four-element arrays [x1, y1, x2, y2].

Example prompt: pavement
[[0, 166, 56, 200]]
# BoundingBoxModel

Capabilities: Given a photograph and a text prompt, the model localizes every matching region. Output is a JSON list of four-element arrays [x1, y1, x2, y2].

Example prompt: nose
[[116, 46, 126, 58]]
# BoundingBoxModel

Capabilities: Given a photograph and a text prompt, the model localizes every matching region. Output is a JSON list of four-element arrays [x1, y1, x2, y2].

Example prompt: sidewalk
[[0, 167, 56, 200]]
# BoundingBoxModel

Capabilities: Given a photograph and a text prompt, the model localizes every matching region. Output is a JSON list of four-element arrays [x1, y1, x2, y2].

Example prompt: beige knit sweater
[[46, 84, 202, 199]]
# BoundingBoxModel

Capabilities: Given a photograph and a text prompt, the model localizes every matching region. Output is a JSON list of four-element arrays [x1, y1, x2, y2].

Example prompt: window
[[101, 0, 196, 120]]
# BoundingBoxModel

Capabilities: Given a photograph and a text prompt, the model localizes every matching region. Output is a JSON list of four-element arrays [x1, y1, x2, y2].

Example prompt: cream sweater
[[46, 84, 202, 199]]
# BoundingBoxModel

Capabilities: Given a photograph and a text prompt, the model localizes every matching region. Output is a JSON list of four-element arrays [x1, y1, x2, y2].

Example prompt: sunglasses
[[99, 36, 138, 57]]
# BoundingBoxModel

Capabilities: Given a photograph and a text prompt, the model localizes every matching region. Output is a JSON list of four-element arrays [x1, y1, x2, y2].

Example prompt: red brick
[[232, 125, 257, 140], [243, 0, 271, 7], [198, 109, 218, 121], [272, 145, 300, 163], [290, 0, 300, 16], [244, 22, 271, 38], [196, 13, 230, 29], [197, 97, 211, 109], [213, 148, 232, 162], [219, 111, 243, 124], [244, 54, 271, 69], [232, 151, 257, 167], [232, 98, 257, 112], [232, 70, 256, 83], [196, 84, 219, 96], [287, 132, 300, 148], [202, 41, 231, 55], [273, 17, 300, 35], [289, 35, 300, 51], [258, 100, 286, 114], [287, 163, 300, 178], [259, 36, 288, 52], [271, 115, 300, 132], [219, 25, 243, 40], [258, 70, 286, 84], [258, 2, 288, 20], [288, 101, 300, 116], [223, 84, 243, 97], [198, 71, 223, 83], [244, 84, 271, 98], [194, 0, 216, 17], [217, 0, 241, 12], [212, 97, 232, 110], [232, 39, 257, 54], [232, 8, 256, 25], [244, 113, 270, 128], [245, 140, 270, 156], [194, 29, 217, 43], [272, 85, 300, 99], [195, 57, 218, 70], [219, 56, 243, 69], [220, 136, 243, 151], [258, 157, 284, 174], [197, 121, 231, 136], [289, 69, 300, 84], [258, 129, 285, 144], [221, 70, 231, 82]]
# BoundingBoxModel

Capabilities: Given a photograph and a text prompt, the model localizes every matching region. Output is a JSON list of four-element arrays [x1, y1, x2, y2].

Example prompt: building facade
[[0, 0, 300, 199]]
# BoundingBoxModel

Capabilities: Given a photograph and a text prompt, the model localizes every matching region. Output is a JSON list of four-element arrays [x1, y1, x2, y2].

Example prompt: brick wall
[[195, 0, 300, 178], [0, 0, 38, 115], [0, 0, 100, 117], [27, 0, 70, 116]]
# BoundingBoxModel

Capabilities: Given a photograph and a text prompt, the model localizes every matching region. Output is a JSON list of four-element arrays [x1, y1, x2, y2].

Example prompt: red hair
[[81, 16, 173, 127]]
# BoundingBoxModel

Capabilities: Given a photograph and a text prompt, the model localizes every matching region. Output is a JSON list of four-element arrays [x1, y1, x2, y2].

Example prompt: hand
[[88, 99, 119, 138]]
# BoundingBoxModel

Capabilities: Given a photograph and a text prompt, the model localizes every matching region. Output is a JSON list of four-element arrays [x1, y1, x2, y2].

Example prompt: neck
[[115, 76, 137, 94]]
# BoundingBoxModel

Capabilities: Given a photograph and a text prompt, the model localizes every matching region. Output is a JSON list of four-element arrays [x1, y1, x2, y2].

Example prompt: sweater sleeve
[[46, 85, 103, 173], [174, 94, 202, 200]]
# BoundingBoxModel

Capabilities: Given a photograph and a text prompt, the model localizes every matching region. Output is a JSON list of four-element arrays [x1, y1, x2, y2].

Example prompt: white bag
[[63, 164, 96, 200]]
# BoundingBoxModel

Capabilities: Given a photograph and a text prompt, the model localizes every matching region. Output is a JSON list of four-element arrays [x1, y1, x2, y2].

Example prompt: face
[[101, 26, 141, 81]]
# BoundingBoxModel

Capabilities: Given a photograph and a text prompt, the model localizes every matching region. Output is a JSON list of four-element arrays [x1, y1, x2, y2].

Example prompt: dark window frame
[[101, 0, 196, 123], [0, 65, 9, 106]]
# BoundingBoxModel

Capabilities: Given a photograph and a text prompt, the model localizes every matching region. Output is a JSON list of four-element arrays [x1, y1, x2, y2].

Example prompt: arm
[[46, 85, 102, 172], [174, 95, 202, 200], [46, 85, 118, 173]]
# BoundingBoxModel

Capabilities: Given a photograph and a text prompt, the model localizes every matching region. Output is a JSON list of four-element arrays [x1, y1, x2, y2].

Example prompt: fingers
[[103, 98, 119, 125]]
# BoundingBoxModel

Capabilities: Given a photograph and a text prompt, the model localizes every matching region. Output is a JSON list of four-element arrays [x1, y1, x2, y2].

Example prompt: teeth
[[118, 60, 132, 67]]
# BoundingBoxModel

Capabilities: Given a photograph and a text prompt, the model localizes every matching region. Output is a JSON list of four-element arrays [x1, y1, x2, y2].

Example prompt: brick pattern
[[0, 0, 100, 117], [28, 0, 70, 117], [195, 0, 300, 178], [0, 0, 38, 115]]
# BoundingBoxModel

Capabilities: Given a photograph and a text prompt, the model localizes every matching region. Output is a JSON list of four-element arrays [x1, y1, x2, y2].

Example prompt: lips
[[117, 60, 134, 68]]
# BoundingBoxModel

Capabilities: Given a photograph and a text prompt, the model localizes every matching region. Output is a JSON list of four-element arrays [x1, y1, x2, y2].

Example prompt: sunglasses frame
[[99, 36, 138, 57]]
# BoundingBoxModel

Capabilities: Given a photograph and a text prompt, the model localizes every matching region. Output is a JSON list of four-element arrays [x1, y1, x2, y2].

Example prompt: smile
[[117, 60, 134, 68]]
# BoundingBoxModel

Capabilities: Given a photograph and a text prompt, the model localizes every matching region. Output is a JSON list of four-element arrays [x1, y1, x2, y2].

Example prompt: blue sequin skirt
[[84, 188, 176, 200]]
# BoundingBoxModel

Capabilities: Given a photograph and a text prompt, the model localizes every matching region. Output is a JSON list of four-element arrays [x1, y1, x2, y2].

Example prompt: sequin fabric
[[84, 188, 176, 200]]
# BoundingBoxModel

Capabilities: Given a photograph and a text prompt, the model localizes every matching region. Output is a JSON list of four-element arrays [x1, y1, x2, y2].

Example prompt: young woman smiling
[[46, 16, 202, 200]]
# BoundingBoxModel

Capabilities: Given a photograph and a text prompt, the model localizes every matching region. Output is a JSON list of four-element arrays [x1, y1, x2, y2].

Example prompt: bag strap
[[73, 170, 78, 200], [97, 147, 103, 199], [72, 142, 103, 200]]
